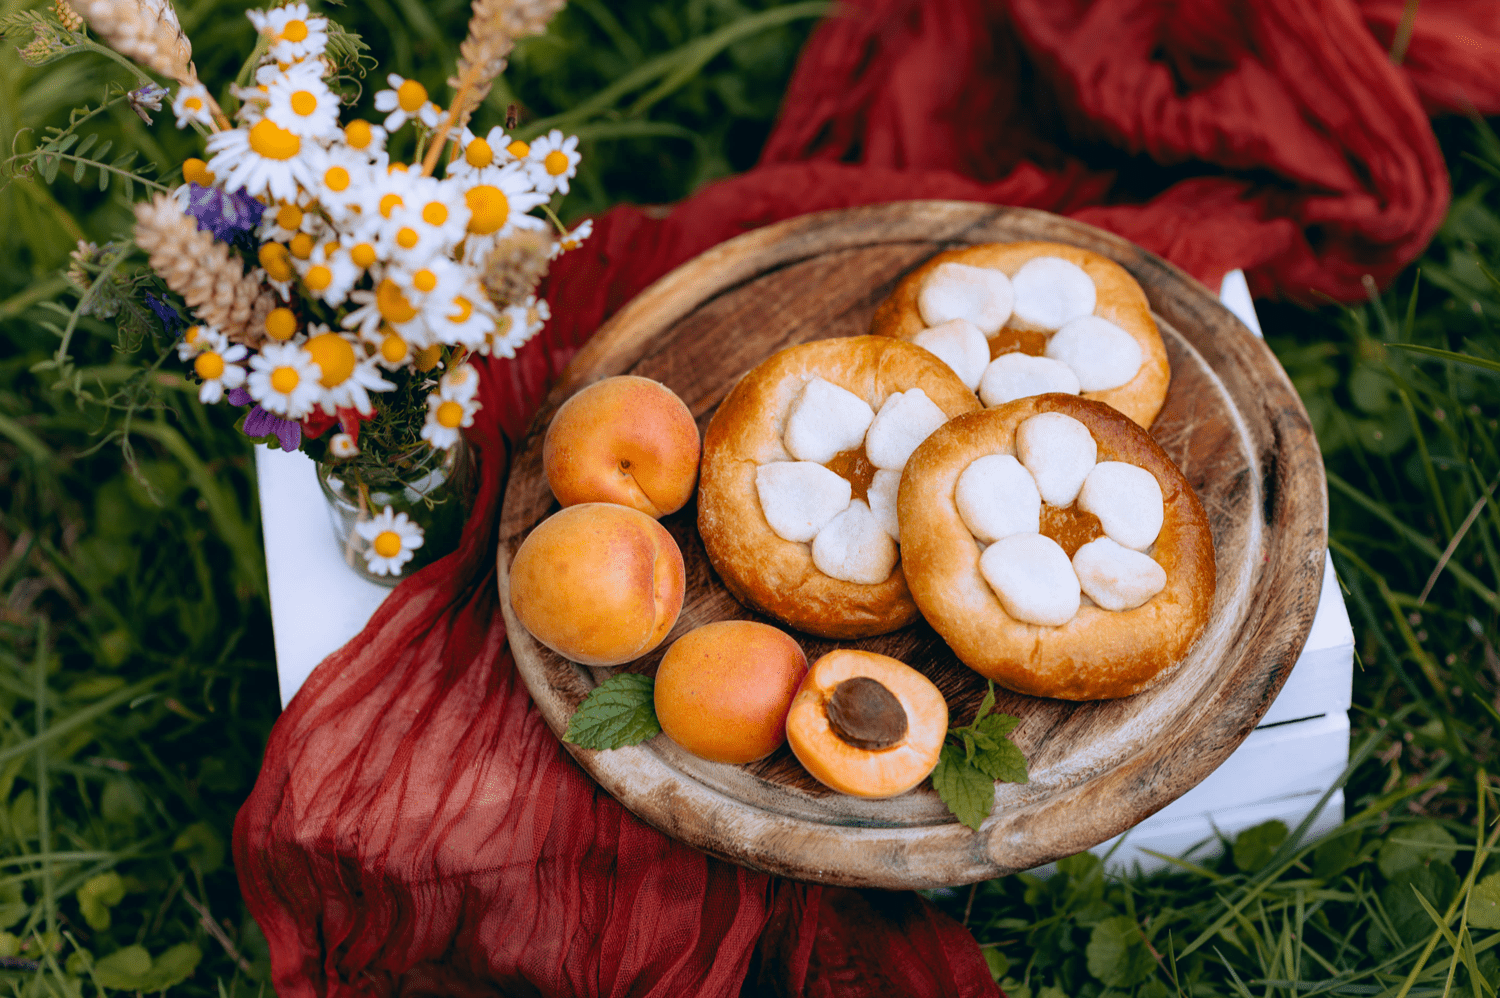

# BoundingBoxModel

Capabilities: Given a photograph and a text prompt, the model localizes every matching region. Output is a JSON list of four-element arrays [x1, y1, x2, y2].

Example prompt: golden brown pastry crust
[[870, 241, 1171, 428], [698, 336, 982, 639], [897, 395, 1215, 700]]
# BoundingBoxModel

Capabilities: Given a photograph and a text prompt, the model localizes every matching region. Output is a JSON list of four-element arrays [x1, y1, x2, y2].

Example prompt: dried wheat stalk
[[69, 0, 192, 81]]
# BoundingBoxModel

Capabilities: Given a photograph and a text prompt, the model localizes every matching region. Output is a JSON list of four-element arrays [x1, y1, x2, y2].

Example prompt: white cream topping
[[1010, 256, 1097, 330], [979, 532, 1081, 626], [917, 262, 1015, 335], [866, 468, 903, 543], [913, 318, 989, 391], [1072, 537, 1167, 611], [783, 377, 875, 464], [1046, 316, 1143, 392], [1015, 412, 1097, 507], [955, 454, 1041, 543], [1076, 461, 1164, 551], [978, 353, 1081, 408], [755, 461, 852, 543], [812, 499, 899, 585], [864, 388, 949, 471]]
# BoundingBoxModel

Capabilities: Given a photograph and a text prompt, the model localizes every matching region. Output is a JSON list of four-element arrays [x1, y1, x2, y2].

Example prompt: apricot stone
[[654, 621, 808, 764], [786, 650, 948, 798], [508, 503, 685, 666], [544, 375, 701, 518]]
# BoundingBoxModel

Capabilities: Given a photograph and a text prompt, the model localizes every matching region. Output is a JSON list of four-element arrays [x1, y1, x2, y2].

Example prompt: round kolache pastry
[[698, 336, 981, 638], [898, 394, 1215, 700], [869, 241, 1171, 428]]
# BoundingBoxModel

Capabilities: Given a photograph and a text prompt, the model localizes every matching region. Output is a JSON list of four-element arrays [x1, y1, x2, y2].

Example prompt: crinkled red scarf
[[235, 2, 1500, 994]]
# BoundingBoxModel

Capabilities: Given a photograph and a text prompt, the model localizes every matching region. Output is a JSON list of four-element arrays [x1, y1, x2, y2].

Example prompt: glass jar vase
[[316, 440, 473, 586]]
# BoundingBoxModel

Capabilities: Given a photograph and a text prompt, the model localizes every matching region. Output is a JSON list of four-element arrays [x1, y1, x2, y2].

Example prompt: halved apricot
[[785, 650, 947, 798]]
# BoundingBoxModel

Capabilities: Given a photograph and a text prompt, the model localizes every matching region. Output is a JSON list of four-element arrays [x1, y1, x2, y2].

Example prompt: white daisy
[[173, 83, 214, 129], [246, 340, 323, 418], [302, 326, 395, 415], [445, 125, 521, 179], [550, 217, 593, 259], [329, 432, 359, 458], [175, 323, 225, 362], [340, 119, 389, 164], [374, 73, 440, 133], [258, 190, 319, 242], [355, 506, 423, 576], [264, 62, 341, 140], [421, 389, 478, 449], [297, 242, 361, 307], [206, 119, 325, 202], [439, 362, 481, 404], [485, 297, 545, 359], [313, 147, 371, 222], [191, 342, 248, 404], [403, 176, 472, 247], [248, 3, 329, 64], [526, 129, 581, 195], [366, 322, 415, 371], [457, 163, 549, 244], [434, 282, 497, 351]]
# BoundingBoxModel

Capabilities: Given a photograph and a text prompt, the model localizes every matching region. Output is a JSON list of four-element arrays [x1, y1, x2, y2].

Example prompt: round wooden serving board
[[497, 202, 1328, 889]]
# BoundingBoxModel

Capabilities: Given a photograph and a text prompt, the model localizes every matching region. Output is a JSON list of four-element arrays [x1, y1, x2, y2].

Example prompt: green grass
[[1, 1, 1498, 995]]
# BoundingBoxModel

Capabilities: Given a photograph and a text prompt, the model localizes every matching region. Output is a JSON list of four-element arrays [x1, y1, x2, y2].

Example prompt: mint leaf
[[1470, 872, 1500, 930], [974, 711, 1020, 741], [970, 737, 1029, 784], [973, 680, 996, 725], [563, 673, 660, 750], [933, 744, 996, 831]]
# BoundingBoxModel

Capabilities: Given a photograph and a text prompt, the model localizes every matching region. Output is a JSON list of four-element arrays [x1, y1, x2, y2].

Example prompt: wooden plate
[[497, 202, 1327, 889]]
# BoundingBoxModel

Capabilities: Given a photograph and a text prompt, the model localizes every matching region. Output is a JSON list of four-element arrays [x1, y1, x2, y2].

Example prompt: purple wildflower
[[183, 184, 266, 245], [227, 387, 301, 452], [145, 293, 185, 337], [128, 84, 168, 124]]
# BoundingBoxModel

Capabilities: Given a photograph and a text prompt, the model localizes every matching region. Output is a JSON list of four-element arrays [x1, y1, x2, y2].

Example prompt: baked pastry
[[898, 394, 1214, 699], [698, 336, 981, 638], [870, 241, 1171, 428]]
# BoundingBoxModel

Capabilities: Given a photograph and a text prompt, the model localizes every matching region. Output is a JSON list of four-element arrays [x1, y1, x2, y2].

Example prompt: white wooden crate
[[255, 270, 1355, 874]]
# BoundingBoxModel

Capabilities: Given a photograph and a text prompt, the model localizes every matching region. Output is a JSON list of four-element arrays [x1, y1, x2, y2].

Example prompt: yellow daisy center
[[324, 166, 350, 191], [304, 265, 333, 291], [373, 530, 402, 558], [449, 296, 473, 322], [506, 139, 530, 159], [344, 120, 373, 149], [544, 150, 570, 176], [194, 352, 225, 380], [276, 203, 303, 230], [350, 243, 377, 268], [464, 138, 493, 168], [422, 202, 449, 226], [184, 325, 201, 344], [259, 242, 295, 282], [396, 79, 427, 113], [396, 227, 419, 249], [248, 118, 301, 161], [305, 332, 355, 387], [185, 96, 203, 111], [289, 233, 315, 259], [413, 269, 438, 293], [380, 332, 408, 364], [265, 307, 297, 341], [464, 185, 508, 235], [290, 91, 318, 117], [436, 401, 464, 428], [388, 162, 409, 174], [376, 279, 417, 323], [182, 158, 213, 186], [270, 366, 300, 393], [414, 344, 442, 371], [280, 19, 308, 42], [379, 193, 403, 218]]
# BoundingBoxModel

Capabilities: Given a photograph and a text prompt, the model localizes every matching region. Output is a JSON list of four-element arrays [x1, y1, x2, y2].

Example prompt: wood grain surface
[[496, 202, 1328, 889]]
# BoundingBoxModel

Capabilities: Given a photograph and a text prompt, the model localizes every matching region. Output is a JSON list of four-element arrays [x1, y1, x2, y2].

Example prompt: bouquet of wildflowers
[[15, 0, 589, 576]]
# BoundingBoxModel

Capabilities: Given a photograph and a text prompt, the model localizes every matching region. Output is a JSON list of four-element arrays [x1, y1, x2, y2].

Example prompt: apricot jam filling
[[986, 327, 1049, 361], [826, 676, 908, 750], [823, 447, 878, 503], [1038, 503, 1105, 558]]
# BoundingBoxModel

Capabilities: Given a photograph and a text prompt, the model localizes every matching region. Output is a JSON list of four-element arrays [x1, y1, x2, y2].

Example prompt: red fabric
[[235, 2, 1500, 995]]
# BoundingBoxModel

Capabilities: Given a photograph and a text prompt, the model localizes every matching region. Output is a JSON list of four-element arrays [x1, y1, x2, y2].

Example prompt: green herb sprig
[[562, 673, 660, 750], [932, 681, 1029, 831]]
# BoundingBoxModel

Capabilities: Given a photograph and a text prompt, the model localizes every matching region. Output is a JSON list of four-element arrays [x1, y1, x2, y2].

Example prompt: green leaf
[[74, 133, 97, 156], [1311, 828, 1364, 880], [969, 737, 1029, 784], [1388, 342, 1500, 375], [973, 711, 1020, 742], [94, 945, 153, 989], [562, 673, 660, 750], [973, 680, 996, 725], [1086, 915, 1156, 988], [1376, 821, 1457, 877], [76, 871, 126, 930], [932, 744, 994, 831], [0, 882, 24, 930], [139, 943, 201, 991], [1232, 819, 1287, 872], [173, 820, 225, 874], [1470, 871, 1500, 930], [72, 157, 86, 183]]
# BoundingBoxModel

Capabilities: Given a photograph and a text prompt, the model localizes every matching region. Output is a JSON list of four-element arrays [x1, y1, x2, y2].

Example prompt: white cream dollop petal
[[1046, 315, 1143, 392], [1076, 461, 1165, 551], [917, 262, 1015, 335], [1072, 537, 1167, 611], [756, 461, 853, 544], [1010, 256, 1097, 330], [1014, 412, 1097, 508], [864, 388, 948, 471], [955, 454, 1042, 543], [912, 318, 990, 391], [866, 469, 903, 543], [978, 353, 1080, 408], [979, 532, 1080, 626], [811, 499, 898, 585], [783, 377, 875, 464]]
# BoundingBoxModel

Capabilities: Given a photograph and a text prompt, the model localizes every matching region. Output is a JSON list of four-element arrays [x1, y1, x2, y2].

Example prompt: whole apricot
[[544, 375, 701, 518], [508, 503, 685, 666], [654, 621, 808, 764], [785, 650, 948, 798]]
